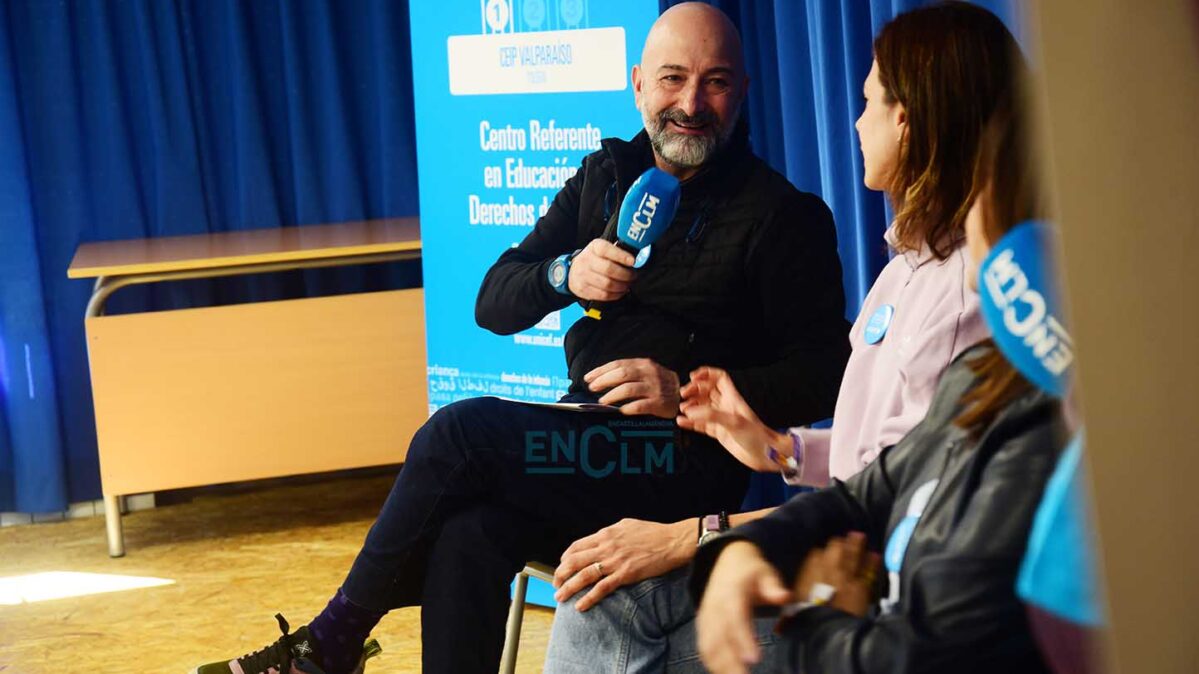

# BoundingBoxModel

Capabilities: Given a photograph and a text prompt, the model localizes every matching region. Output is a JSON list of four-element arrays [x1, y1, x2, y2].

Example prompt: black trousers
[[339, 396, 750, 673]]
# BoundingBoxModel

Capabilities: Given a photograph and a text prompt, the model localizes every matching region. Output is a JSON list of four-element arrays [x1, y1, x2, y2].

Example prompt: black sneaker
[[191, 613, 382, 674]]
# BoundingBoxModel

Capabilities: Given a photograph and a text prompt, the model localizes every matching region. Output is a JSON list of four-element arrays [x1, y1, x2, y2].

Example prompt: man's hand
[[697, 541, 793, 674], [792, 532, 880, 617], [677, 367, 782, 471], [586, 358, 681, 418], [552, 518, 694, 612], [567, 239, 637, 302]]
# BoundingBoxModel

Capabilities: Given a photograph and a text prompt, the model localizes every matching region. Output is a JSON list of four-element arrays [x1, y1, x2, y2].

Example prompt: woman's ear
[[894, 105, 908, 143]]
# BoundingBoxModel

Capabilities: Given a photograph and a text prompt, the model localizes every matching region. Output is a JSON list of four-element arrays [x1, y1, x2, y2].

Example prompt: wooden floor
[[0, 472, 555, 673]]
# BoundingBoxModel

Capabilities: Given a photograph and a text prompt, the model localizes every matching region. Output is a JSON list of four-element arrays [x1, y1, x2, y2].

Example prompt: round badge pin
[[633, 244, 652, 269], [864, 304, 895, 345]]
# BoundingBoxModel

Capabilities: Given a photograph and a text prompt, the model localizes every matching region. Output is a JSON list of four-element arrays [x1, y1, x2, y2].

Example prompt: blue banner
[[409, 0, 658, 414], [409, 0, 659, 608]]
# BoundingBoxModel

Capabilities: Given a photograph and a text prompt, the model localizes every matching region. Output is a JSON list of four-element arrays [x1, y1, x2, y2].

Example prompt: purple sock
[[308, 589, 386, 674]]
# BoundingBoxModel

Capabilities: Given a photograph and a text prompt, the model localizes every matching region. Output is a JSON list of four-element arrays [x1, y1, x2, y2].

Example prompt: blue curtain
[[1, 0, 1027, 514], [657, 0, 1024, 509], [0, 0, 420, 513]]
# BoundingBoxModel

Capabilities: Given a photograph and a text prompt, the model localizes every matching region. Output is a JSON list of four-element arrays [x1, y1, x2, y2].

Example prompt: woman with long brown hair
[[692, 74, 1067, 674], [671, 0, 1017, 487]]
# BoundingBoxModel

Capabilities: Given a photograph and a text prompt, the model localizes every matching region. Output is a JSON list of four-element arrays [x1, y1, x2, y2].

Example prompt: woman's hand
[[552, 518, 695, 611], [792, 532, 881, 617], [696, 541, 793, 674], [677, 366, 786, 472]]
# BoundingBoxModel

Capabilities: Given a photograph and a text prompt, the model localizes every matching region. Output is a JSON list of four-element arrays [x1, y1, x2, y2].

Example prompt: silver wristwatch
[[697, 512, 729, 547]]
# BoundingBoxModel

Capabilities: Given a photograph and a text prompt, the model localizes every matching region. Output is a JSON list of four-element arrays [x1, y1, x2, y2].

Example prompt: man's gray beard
[[641, 103, 741, 169]]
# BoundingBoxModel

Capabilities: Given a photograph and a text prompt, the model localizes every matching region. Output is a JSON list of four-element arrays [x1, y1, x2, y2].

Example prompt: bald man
[[195, 5, 849, 674]]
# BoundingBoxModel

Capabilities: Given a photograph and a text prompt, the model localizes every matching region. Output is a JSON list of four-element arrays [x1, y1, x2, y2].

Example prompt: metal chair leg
[[499, 569, 529, 674]]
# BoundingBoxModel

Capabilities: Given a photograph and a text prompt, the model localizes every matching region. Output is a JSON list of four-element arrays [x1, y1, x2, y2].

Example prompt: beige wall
[[1032, 2, 1199, 671]]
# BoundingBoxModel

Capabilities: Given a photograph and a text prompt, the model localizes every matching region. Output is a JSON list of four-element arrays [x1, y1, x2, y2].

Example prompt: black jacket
[[691, 344, 1065, 673], [474, 124, 851, 428]]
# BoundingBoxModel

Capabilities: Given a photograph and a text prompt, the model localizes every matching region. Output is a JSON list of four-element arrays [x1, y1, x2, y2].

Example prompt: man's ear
[[631, 64, 643, 105]]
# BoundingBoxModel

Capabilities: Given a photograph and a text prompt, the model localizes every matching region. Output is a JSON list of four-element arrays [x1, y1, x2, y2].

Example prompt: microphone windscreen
[[978, 220, 1074, 397], [615, 168, 681, 251]]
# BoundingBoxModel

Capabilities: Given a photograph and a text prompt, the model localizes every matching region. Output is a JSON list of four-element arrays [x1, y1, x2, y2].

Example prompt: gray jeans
[[544, 567, 791, 673]]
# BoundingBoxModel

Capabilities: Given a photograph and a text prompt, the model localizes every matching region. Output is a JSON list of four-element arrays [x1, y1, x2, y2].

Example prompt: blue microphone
[[614, 168, 680, 253], [585, 168, 681, 320], [977, 220, 1074, 397]]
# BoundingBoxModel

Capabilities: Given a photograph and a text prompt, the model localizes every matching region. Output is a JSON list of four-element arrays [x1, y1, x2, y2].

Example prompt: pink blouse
[[790, 227, 988, 486]]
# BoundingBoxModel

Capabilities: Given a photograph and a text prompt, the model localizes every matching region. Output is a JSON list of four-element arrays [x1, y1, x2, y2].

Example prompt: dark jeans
[[340, 396, 749, 674]]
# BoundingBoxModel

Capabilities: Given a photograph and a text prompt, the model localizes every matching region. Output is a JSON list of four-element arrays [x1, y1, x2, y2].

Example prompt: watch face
[[549, 261, 567, 287]]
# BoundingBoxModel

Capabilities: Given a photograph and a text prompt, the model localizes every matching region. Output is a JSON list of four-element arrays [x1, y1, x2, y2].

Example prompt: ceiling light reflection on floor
[[0, 571, 175, 605]]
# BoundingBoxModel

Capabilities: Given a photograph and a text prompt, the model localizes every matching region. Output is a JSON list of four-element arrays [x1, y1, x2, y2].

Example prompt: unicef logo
[[485, 0, 510, 33], [523, 0, 546, 29], [560, 0, 584, 27]]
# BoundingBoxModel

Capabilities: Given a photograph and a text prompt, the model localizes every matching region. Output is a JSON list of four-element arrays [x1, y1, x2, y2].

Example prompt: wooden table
[[68, 219, 428, 557]]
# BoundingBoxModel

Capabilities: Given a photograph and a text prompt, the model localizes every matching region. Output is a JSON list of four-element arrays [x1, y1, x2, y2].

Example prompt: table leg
[[91, 281, 125, 558], [104, 494, 125, 558]]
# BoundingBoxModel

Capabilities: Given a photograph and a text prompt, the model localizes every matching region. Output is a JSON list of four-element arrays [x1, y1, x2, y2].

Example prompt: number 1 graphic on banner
[[486, 0, 512, 34]]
